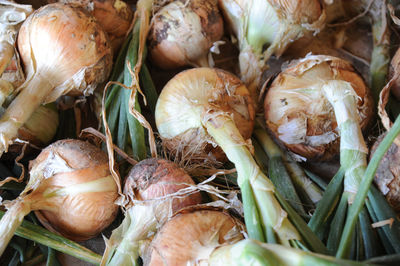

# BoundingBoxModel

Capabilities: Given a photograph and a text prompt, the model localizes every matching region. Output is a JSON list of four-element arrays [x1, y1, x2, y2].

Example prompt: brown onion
[[0, 3, 112, 156], [56, 0, 133, 52], [0, 139, 119, 255], [264, 54, 373, 161], [148, 0, 224, 69], [103, 158, 202, 266], [146, 207, 244, 265]]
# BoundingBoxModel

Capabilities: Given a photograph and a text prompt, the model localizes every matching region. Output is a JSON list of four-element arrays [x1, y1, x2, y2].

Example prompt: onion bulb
[[0, 3, 112, 156], [0, 139, 119, 255], [156, 67, 301, 247], [145, 208, 244, 265], [264, 54, 373, 161], [370, 133, 400, 212], [56, 0, 133, 52], [218, 0, 326, 106], [148, 0, 224, 69], [103, 158, 202, 266]]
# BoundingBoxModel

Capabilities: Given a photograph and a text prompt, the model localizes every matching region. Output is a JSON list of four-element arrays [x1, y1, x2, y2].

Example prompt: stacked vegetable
[[1, 0, 400, 265]]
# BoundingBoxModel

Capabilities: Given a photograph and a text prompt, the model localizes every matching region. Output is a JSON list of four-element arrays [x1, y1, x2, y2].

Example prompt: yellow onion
[[370, 133, 400, 212], [145, 208, 244, 265], [56, 0, 133, 52], [0, 139, 119, 255], [148, 0, 224, 69], [264, 54, 373, 161], [0, 3, 112, 156], [156, 67, 254, 164], [218, 0, 325, 106], [103, 158, 202, 266], [155, 67, 301, 247]]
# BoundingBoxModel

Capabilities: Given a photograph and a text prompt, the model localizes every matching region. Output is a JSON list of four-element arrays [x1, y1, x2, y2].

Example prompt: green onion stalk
[[218, 0, 326, 107], [264, 54, 400, 258], [0, 210, 102, 265], [155, 67, 327, 253], [253, 120, 323, 215], [210, 239, 365, 266]]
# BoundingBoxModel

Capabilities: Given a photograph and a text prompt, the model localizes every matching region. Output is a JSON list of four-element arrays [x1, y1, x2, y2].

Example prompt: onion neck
[[0, 74, 53, 155], [203, 114, 300, 244], [0, 198, 32, 256], [322, 80, 368, 203], [106, 204, 158, 266]]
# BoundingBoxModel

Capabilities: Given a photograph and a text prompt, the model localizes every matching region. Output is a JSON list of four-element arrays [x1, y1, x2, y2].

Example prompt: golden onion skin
[[147, 208, 243, 265], [124, 158, 202, 211], [32, 139, 118, 241], [148, 0, 224, 69], [371, 134, 400, 212], [264, 55, 373, 161], [155, 67, 254, 164], [56, 0, 133, 52], [17, 3, 112, 99]]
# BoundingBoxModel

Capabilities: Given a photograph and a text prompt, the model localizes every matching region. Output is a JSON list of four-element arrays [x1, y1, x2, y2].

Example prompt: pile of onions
[[148, 0, 224, 69], [103, 158, 202, 266], [0, 3, 112, 156], [55, 0, 133, 52], [156, 68, 301, 247], [145, 207, 243, 265], [264, 54, 373, 161], [0, 139, 119, 255], [218, 0, 326, 106]]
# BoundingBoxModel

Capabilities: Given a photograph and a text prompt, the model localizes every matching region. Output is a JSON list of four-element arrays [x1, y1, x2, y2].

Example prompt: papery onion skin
[[146, 208, 244, 265], [370, 133, 400, 212], [32, 139, 119, 241], [124, 158, 202, 211], [264, 55, 373, 161], [155, 67, 254, 164], [56, 0, 133, 52], [148, 0, 224, 69], [17, 3, 112, 99]]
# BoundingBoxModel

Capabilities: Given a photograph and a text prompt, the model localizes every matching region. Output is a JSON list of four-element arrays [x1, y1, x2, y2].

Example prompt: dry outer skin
[[264, 55, 373, 161], [156, 67, 254, 165], [30, 139, 119, 241], [371, 133, 400, 212], [123, 158, 202, 212], [148, 0, 223, 69], [146, 208, 244, 265]]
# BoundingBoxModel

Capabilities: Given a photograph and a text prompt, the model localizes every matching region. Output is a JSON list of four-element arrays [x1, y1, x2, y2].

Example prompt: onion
[[370, 133, 400, 212], [0, 3, 112, 156], [56, 0, 134, 52], [218, 0, 326, 106], [264, 54, 373, 161], [0, 139, 119, 255], [145, 207, 243, 265], [148, 0, 224, 69], [103, 158, 202, 266], [155, 67, 301, 247]]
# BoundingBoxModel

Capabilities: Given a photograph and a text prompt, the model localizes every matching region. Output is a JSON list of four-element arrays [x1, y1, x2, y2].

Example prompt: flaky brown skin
[[147, 208, 244, 265], [32, 139, 119, 241], [124, 158, 202, 211], [264, 55, 373, 161], [371, 134, 400, 212]]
